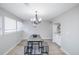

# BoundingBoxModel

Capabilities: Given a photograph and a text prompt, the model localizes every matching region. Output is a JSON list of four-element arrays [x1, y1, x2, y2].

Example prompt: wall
[[0, 32, 23, 54], [52, 6, 79, 55], [0, 8, 23, 54], [23, 20, 52, 40]]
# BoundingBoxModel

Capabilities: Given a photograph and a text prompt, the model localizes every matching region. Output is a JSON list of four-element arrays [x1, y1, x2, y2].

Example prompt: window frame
[[4, 16, 17, 34]]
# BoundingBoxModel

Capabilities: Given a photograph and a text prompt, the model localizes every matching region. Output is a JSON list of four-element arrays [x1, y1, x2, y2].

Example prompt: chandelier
[[30, 11, 42, 25]]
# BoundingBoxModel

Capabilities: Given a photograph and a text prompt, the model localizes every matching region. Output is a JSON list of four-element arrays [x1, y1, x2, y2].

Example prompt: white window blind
[[4, 17, 16, 33]]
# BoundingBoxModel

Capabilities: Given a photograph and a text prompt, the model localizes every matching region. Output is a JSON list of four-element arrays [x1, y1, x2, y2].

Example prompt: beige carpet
[[7, 40, 66, 55]]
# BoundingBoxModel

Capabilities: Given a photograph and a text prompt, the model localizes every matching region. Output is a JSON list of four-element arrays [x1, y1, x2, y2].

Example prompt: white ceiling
[[0, 3, 78, 21]]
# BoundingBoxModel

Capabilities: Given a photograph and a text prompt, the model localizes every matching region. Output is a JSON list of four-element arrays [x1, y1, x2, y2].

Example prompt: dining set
[[24, 34, 49, 55]]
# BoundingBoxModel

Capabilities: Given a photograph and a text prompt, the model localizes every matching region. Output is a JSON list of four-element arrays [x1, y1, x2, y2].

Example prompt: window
[[4, 17, 16, 33], [17, 21, 23, 31]]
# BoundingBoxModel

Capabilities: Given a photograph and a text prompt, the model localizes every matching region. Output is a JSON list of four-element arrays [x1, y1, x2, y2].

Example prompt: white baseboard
[[60, 47, 70, 55], [52, 41, 70, 55], [3, 40, 22, 55]]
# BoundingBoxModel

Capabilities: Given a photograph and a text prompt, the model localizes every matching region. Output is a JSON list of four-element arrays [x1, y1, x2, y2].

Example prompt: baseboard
[[3, 40, 22, 55], [60, 47, 70, 55], [53, 42, 61, 48], [52, 41, 70, 55]]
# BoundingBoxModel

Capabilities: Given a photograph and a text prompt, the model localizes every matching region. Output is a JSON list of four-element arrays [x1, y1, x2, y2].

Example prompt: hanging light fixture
[[30, 11, 42, 25]]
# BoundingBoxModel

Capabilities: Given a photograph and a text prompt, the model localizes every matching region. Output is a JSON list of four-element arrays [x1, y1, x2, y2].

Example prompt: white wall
[[23, 20, 52, 40], [0, 32, 23, 54], [52, 6, 79, 55], [0, 8, 23, 54]]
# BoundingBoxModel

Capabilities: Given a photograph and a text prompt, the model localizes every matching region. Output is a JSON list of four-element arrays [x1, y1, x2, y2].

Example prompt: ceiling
[[0, 3, 78, 21]]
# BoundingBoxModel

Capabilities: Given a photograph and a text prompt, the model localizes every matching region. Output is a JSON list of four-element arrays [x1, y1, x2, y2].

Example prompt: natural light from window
[[4, 17, 16, 33]]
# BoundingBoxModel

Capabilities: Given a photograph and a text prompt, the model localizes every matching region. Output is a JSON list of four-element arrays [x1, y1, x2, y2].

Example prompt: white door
[[52, 23, 61, 46]]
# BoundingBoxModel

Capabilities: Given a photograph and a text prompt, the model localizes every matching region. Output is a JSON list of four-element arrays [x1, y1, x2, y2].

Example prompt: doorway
[[52, 23, 61, 46]]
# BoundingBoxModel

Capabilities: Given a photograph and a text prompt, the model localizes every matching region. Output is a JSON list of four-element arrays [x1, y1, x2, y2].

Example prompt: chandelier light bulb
[[39, 18, 42, 21]]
